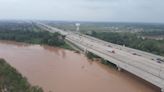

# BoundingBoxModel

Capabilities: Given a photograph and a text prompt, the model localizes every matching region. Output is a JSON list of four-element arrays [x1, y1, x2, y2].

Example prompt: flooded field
[[0, 41, 160, 92]]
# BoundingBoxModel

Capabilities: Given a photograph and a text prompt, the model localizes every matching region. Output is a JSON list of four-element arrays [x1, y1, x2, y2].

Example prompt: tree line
[[0, 59, 43, 92], [0, 22, 66, 47]]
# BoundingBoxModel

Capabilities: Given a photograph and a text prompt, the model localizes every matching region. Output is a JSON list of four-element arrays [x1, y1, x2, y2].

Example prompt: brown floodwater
[[0, 41, 160, 92]]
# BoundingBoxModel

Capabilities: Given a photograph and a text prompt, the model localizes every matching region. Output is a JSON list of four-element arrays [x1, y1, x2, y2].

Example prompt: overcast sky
[[0, 0, 163, 23]]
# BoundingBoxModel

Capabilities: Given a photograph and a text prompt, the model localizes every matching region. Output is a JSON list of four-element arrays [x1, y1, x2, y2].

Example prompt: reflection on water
[[0, 41, 160, 92], [42, 46, 66, 58]]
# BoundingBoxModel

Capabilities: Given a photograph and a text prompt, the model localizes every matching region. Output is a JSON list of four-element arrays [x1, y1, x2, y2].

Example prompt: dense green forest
[[0, 30, 65, 46], [89, 31, 164, 56], [0, 21, 72, 49], [0, 59, 43, 92]]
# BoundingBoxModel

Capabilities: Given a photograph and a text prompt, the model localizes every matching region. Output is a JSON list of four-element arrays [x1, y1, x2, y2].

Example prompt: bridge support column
[[161, 88, 164, 92], [117, 65, 122, 71], [84, 48, 88, 54]]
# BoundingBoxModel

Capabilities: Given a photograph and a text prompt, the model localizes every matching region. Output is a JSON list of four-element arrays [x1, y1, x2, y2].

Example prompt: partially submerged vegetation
[[86, 52, 116, 68], [0, 59, 43, 92]]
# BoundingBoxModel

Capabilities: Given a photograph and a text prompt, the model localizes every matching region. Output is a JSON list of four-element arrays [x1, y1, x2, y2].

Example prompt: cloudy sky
[[0, 0, 163, 23]]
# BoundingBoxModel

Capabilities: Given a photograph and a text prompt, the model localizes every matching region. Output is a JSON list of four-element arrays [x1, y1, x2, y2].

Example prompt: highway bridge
[[37, 22, 164, 92]]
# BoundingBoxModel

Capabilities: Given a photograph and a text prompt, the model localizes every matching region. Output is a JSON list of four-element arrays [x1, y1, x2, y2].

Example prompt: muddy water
[[0, 41, 160, 92]]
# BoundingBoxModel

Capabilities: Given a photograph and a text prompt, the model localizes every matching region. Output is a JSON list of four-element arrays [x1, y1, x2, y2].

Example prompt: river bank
[[0, 58, 43, 92]]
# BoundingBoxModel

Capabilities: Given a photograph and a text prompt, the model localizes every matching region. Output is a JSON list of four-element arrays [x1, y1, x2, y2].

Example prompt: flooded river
[[0, 41, 160, 92]]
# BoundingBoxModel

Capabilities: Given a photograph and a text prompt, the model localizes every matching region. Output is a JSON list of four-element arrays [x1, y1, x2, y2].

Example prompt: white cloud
[[0, 0, 163, 23]]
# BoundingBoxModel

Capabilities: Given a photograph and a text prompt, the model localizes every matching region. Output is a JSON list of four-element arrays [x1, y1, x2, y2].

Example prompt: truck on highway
[[107, 48, 115, 53]]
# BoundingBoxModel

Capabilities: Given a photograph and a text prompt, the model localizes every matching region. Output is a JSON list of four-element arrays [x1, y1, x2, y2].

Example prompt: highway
[[36, 22, 164, 92]]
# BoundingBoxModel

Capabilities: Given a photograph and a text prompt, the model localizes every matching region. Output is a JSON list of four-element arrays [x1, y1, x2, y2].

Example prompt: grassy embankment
[[0, 59, 43, 92]]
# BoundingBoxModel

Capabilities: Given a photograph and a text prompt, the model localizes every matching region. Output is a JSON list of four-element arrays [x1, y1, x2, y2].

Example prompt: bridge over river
[[37, 22, 164, 92]]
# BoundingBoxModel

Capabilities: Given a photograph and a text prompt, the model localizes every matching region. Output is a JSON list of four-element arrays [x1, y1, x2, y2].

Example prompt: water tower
[[75, 23, 80, 32]]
